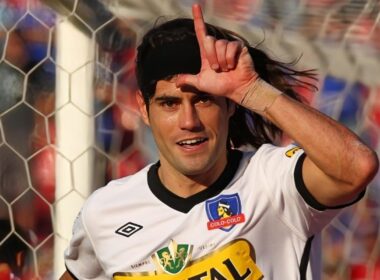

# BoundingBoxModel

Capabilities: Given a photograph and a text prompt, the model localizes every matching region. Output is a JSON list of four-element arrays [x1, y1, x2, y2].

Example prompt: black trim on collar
[[294, 153, 366, 211], [148, 150, 243, 213]]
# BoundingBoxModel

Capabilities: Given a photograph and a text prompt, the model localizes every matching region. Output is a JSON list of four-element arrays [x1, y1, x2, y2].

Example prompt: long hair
[[136, 18, 317, 149]]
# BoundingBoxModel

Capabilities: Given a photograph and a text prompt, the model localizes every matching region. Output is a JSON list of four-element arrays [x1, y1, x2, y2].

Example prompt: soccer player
[[60, 4, 378, 280]]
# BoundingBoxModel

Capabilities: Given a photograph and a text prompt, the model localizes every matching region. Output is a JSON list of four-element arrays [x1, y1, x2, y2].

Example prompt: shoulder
[[253, 143, 304, 161], [238, 143, 303, 160], [94, 164, 151, 195], [238, 143, 305, 174], [81, 164, 153, 221]]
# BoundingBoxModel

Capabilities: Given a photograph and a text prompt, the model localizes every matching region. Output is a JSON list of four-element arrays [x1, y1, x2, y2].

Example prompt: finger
[[192, 4, 207, 58], [176, 73, 199, 89], [215, 39, 228, 71], [226, 41, 244, 69], [204, 36, 219, 70]]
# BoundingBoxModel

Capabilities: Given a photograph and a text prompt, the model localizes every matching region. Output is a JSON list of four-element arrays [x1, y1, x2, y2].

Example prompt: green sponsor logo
[[154, 240, 192, 274]]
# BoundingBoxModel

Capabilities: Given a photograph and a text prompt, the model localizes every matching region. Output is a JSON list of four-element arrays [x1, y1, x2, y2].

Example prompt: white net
[[0, 0, 379, 279]]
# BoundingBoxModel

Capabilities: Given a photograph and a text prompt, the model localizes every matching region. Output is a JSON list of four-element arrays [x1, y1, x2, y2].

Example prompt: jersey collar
[[147, 149, 243, 213]]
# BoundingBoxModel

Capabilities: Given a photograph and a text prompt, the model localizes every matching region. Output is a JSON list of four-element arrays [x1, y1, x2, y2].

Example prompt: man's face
[[138, 79, 234, 179]]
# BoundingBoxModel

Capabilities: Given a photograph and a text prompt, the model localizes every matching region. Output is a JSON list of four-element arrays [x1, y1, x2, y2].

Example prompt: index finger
[[192, 4, 207, 57]]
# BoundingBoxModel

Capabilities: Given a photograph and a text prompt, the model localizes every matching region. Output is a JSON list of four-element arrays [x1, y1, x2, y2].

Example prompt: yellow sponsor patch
[[285, 147, 301, 158], [113, 239, 263, 280]]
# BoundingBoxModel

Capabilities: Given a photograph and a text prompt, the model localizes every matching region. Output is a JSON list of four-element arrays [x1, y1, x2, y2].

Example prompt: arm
[[62, 209, 106, 280], [177, 4, 379, 207], [253, 87, 378, 206]]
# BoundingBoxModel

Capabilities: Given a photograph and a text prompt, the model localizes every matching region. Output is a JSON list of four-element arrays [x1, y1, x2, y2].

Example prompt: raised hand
[[176, 4, 258, 103]]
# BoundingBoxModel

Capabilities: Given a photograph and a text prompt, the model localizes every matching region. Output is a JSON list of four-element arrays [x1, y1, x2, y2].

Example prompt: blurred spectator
[[0, 147, 34, 279], [212, 0, 259, 21], [0, 64, 24, 114]]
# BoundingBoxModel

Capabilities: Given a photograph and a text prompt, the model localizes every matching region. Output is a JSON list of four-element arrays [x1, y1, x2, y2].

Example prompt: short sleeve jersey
[[64, 144, 358, 280]]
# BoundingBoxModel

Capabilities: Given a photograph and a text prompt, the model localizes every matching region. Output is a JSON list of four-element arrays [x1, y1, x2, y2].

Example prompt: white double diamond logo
[[115, 222, 143, 237]]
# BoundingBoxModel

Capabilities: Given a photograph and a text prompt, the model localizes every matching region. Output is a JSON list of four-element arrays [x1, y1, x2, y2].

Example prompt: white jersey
[[64, 144, 360, 280]]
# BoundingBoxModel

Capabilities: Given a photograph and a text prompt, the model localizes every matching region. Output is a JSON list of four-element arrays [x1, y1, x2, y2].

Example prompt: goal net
[[0, 0, 379, 279]]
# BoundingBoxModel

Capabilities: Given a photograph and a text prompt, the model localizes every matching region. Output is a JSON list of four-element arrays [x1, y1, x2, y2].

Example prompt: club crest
[[152, 240, 193, 275], [206, 193, 245, 232]]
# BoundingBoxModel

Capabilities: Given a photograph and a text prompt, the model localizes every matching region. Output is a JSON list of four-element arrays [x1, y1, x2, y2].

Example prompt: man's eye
[[196, 95, 212, 104], [161, 100, 176, 108]]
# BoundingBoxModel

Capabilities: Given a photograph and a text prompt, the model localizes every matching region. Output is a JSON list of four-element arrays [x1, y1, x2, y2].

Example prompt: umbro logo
[[115, 222, 143, 237]]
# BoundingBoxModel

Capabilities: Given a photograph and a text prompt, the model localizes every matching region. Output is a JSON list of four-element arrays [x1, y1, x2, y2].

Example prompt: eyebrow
[[153, 95, 182, 102]]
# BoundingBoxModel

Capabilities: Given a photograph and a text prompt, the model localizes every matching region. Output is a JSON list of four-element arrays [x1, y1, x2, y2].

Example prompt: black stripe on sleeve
[[294, 153, 366, 211], [300, 236, 314, 280]]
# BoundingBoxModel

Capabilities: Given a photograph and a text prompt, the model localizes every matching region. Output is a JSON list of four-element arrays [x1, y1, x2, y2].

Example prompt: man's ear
[[136, 90, 150, 126]]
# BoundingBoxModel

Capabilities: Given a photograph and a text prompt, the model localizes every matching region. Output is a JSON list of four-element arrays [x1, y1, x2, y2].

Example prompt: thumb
[[176, 73, 200, 89]]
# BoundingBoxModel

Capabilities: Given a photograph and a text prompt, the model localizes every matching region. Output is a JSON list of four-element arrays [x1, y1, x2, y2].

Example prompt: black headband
[[140, 37, 201, 89]]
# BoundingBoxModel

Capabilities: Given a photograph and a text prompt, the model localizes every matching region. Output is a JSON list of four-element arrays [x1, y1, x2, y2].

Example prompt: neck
[[158, 154, 228, 198]]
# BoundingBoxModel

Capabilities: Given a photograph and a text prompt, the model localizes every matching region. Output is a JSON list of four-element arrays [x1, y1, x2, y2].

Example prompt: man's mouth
[[177, 137, 208, 146]]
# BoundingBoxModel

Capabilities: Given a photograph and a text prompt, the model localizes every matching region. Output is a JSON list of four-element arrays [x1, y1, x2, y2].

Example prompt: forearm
[[240, 78, 378, 187], [268, 95, 371, 184]]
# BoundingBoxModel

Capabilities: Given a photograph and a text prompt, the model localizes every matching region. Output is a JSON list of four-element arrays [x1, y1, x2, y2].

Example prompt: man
[[61, 4, 378, 280]]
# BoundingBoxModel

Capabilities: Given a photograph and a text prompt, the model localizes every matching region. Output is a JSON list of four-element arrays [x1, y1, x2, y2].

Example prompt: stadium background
[[0, 0, 379, 279]]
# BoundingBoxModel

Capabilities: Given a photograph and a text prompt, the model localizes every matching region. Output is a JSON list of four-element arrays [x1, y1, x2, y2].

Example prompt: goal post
[[53, 17, 95, 278]]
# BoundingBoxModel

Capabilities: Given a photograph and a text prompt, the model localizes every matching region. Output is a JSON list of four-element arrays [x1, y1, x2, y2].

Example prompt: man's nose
[[179, 103, 202, 131]]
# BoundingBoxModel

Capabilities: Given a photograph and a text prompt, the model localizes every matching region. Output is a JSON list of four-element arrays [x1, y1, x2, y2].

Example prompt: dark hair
[[136, 18, 317, 149]]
